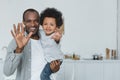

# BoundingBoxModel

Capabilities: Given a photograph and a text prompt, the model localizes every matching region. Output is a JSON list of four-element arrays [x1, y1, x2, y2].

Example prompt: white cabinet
[[85, 61, 103, 80], [74, 61, 85, 80], [63, 60, 87, 80], [63, 60, 120, 80], [103, 61, 120, 80], [0, 60, 4, 80], [1, 59, 120, 80], [64, 61, 74, 80]]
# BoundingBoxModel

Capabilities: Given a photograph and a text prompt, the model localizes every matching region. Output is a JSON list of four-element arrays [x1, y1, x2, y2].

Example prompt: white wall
[[117, 0, 120, 58], [0, 0, 117, 59]]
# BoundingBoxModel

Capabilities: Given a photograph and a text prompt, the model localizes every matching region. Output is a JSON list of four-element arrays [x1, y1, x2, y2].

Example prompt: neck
[[46, 32, 55, 36], [31, 34, 40, 40]]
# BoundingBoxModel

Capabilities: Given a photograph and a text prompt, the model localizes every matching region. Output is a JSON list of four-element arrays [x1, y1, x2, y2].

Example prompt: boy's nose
[[47, 25, 50, 28]]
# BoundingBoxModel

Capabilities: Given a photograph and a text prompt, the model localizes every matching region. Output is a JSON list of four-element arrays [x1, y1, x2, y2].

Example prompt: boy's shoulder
[[39, 29, 54, 39], [39, 29, 46, 38]]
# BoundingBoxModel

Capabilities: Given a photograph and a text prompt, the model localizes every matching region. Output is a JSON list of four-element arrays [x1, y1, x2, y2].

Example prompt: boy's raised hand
[[51, 29, 62, 43]]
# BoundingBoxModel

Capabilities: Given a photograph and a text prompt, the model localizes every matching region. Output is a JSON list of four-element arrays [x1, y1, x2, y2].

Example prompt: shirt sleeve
[[3, 39, 23, 76]]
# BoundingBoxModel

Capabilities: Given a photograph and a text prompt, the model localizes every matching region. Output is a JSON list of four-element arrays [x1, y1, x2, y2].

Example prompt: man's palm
[[11, 23, 32, 49]]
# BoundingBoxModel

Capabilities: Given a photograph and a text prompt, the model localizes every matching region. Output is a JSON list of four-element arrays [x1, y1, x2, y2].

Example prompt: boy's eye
[[43, 23, 47, 25], [50, 23, 54, 26]]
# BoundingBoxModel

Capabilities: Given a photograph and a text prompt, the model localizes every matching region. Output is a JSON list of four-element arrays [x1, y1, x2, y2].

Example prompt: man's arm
[[3, 39, 23, 76], [50, 60, 61, 73], [4, 23, 32, 76]]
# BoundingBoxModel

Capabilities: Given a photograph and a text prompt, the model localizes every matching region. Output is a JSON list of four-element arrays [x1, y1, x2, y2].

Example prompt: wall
[[117, 0, 120, 58], [0, 0, 117, 59]]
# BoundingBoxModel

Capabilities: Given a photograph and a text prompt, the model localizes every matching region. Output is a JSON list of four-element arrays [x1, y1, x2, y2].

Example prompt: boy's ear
[[55, 17, 65, 34]]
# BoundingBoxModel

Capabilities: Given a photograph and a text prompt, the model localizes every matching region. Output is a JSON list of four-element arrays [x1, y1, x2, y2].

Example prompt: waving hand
[[11, 23, 33, 52]]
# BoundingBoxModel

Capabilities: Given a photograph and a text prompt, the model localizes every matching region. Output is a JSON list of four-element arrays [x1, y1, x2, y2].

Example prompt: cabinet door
[[64, 61, 75, 80], [56, 62, 65, 80], [74, 62, 86, 80], [85, 61, 103, 80], [103, 61, 120, 80], [0, 61, 4, 80]]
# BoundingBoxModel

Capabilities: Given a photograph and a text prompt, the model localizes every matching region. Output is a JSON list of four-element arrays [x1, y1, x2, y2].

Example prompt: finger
[[51, 33, 62, 41], [51, 61, 56, 66], [21, 23, 25, 34], [52, 60, 58, 66], [55, 60, 59, 66], [50, 61, 55, 70], [17, 23, 20, 34], [50, 62, 54, 67], [59, 30, 62, 34], [51, 33, 57, 38], [51, 35, 55, 39], [13, 24, 17, 34], [55, 29, 62, 34], [26, 32, 33, 41], [55, 60, 60, 66], [54, 32, 61, 37], [11, 30, 15, 38], [56, 31, 62, 36], [57, 60, 61, 65]]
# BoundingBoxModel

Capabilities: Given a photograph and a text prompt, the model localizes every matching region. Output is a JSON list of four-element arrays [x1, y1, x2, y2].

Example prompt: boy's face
[[42, 17, 57, 36]]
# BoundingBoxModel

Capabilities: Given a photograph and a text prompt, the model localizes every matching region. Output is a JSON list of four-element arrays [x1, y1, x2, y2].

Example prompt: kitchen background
[[0, 0, 119, 80]]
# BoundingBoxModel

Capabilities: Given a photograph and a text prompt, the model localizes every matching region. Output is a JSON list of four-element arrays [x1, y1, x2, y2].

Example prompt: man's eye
[[26, 20, 31, 23], [35, 20, 39, 23]]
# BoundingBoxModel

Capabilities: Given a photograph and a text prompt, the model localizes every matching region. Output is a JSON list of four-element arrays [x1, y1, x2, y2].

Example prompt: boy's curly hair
[[40, 8, 63, 28]]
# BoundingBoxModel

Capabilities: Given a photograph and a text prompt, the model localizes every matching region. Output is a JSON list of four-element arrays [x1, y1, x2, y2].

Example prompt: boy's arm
[[51, 31, 62, 44], [40, 29, 62, 44]]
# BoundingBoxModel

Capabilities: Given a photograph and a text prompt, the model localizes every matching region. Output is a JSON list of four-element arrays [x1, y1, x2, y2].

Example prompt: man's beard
[[25, 28, 39, 36]]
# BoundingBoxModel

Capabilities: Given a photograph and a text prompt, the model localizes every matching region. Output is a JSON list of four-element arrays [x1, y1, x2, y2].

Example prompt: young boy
[[39, 8, 64, 80]]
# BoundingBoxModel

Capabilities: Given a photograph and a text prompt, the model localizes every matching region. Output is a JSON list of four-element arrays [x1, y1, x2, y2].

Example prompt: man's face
[[23, 11, 39, 35]]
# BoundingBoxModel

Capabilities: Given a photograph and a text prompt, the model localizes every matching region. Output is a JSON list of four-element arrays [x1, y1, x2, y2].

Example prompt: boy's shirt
[[40, 29, 64, 62]]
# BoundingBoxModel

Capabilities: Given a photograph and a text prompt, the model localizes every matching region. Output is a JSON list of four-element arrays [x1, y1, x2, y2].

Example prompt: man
[[3, 8, 61, 80]]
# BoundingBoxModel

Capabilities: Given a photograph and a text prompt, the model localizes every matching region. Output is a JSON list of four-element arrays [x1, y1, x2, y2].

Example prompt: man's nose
[[31, 21, 35, 26]]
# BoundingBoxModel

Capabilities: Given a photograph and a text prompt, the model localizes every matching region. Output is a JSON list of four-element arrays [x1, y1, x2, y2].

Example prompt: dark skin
[[11, 11, 60, 72]]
